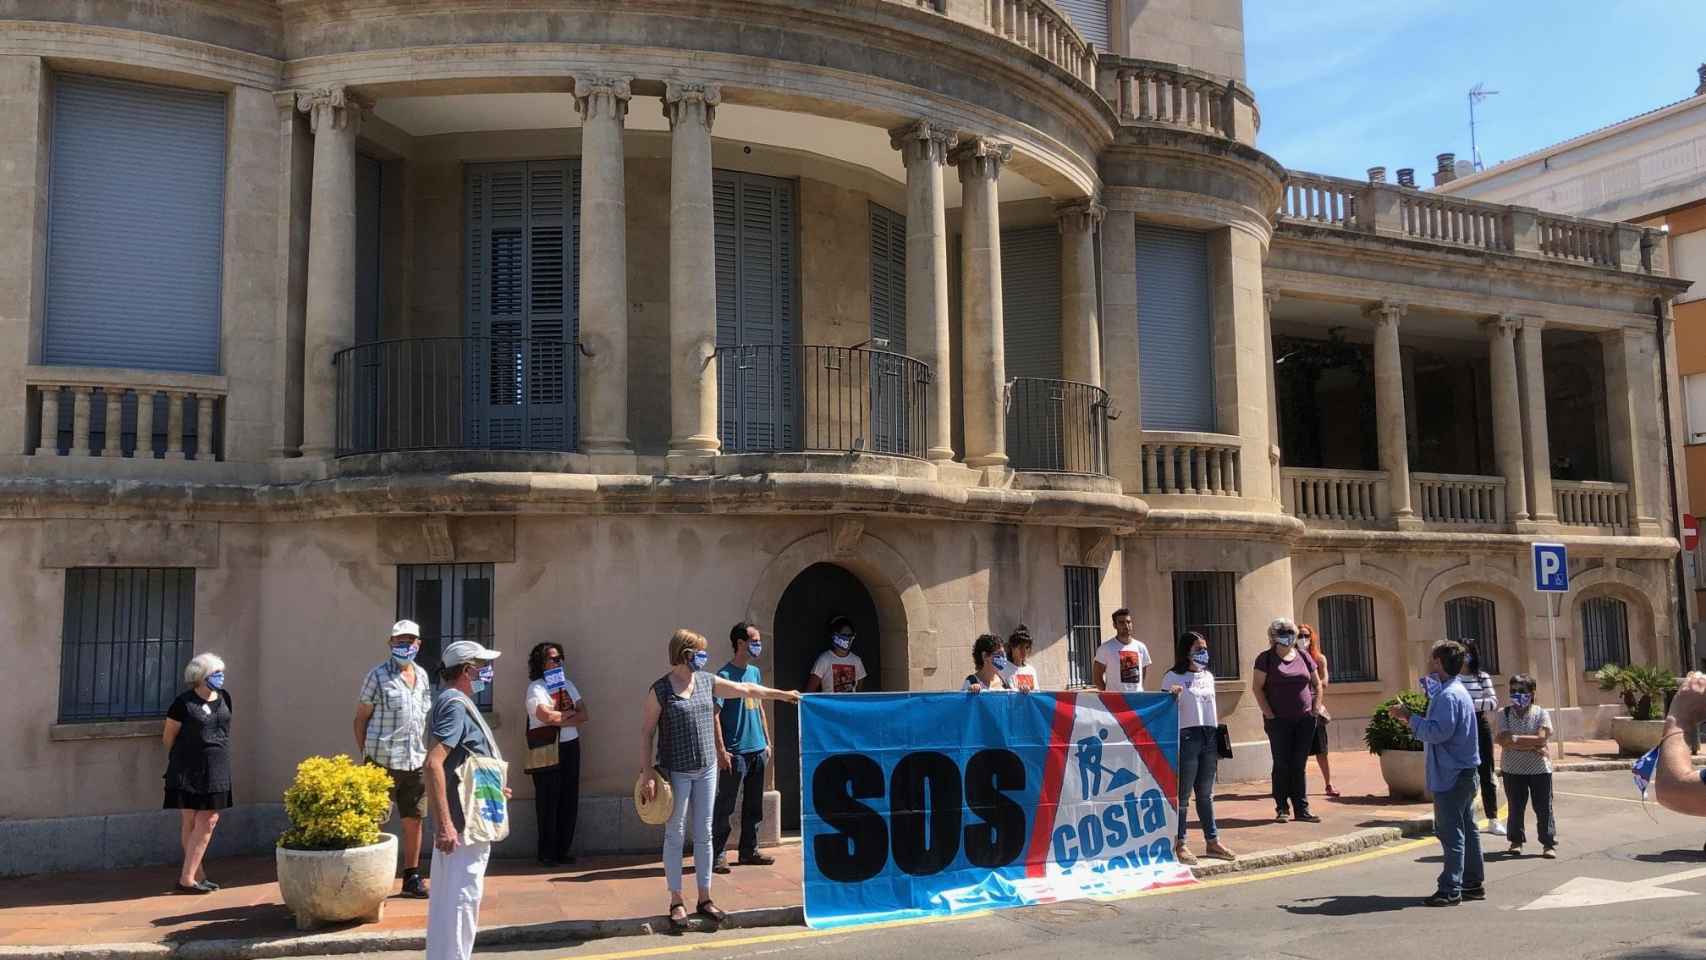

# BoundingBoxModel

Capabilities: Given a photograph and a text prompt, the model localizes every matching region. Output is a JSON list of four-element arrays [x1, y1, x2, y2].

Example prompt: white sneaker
[[1488, 820, 1507, 836]]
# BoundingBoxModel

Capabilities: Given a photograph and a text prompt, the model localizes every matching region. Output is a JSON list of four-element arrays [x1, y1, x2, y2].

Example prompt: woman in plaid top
[[1495, 673, 1556, 858]]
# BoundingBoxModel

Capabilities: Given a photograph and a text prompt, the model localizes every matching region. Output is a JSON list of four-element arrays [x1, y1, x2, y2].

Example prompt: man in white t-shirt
[[805, 615, 868, 693], [1092, 608, 1151, 693]]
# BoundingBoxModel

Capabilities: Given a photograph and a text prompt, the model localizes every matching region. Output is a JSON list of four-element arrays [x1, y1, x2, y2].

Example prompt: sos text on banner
[[800, 690, 1193, 928]]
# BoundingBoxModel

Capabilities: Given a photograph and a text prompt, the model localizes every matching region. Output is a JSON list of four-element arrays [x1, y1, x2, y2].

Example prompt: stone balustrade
[[26, 368, 224, 462], [1400, 192, 1504, 251], [984, 0, 1097, 85], [1281, 172, 1361, 228], [1554, 480, 1630, 528], [1535, 214, 1618, 267], [1098, 56, 1258, 145], [1280, 467, 1387, 522], [1138, 433, 1243, 497], [1412, 472, 1505, 525]]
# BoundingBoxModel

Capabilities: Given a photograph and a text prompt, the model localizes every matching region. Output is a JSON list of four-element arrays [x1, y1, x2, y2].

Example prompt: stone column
[[297, 87, 364, 459], [1485, 315, 1530, 523], [665, 82, 722, 461], [1517, 318, 1557, 523], [953, 137, 1013, 469], [575, 75, 634, 455], [1367, 301, 1417, 525], [1057, 198, 1104, 386], [889, 121, 958, 462], [1263, 292, 1281, 499]]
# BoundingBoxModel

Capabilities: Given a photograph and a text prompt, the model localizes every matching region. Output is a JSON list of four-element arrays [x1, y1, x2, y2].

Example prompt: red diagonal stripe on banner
[[1099, 692, 1179, 802], [1024, 693, 1079, 879]]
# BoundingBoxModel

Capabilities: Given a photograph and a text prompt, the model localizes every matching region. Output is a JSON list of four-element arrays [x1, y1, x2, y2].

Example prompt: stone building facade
[[0, 1, 1688, 873]]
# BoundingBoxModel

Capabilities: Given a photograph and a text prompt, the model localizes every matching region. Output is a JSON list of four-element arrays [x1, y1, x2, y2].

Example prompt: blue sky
[[1245, 0, 1706, 180]]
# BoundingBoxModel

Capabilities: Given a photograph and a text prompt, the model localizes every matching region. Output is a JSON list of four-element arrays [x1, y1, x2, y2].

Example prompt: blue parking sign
[[1533, 542, 1568, 592]]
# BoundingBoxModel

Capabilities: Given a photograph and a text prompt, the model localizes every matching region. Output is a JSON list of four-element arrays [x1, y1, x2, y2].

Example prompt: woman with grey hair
[[1252, 617, 1323, 824], [162, 652, 232, 894]]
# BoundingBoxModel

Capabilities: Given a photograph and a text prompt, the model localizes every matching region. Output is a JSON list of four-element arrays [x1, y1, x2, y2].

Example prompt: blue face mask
[[1511, 692, 1533, 709], [832, 634, 853, 652], [205, 671, 225, 690], [1274, 633, 1295, 648], [473, 664, 493, 694], [391, 642, 417, 663], [747, 641, 763, 659], [991, 654, 1011, 672], [1191, 649, 1212, 667], [690, 651, 710, 671], [1420, 674, 1444, 699]]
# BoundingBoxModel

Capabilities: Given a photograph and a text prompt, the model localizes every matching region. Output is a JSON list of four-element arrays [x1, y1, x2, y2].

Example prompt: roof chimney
[[1397, 167, 1416, 188], [1433, 152, 1458, 186], [1367, 165, 1387, 184], [1697, 63, 1706, 96]]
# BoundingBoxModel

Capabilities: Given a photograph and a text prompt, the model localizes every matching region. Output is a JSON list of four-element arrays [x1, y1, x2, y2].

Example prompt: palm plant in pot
[[1366, 690, 1430, 800], [276, 755, 399, 930], [1597, 665, 1679, 756]]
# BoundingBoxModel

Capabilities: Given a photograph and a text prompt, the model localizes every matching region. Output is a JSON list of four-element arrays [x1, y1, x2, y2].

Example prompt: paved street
[[324, 771, 1706, 960]]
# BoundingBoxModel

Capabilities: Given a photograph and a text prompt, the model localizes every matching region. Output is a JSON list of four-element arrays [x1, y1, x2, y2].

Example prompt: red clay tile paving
[[0, 744, 1632, 949]]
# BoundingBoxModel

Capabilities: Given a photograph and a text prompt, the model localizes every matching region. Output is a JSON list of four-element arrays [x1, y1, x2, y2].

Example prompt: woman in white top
[[1458, 641, 1504, 836], [525, 642, 586, 866], [962, 634, 1011, 692], [1160, 631, 1235, 865], [1000, 626, 1040, 691]]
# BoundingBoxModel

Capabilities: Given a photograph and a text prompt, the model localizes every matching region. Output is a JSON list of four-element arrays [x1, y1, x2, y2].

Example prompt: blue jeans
[[1177, 726, 1219, 842], [663, 765, 716, 896], [1433, 767, 1485, 896]]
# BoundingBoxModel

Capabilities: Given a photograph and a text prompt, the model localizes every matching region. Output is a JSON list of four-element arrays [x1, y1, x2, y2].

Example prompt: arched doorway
[[773, 562, 881, 831]]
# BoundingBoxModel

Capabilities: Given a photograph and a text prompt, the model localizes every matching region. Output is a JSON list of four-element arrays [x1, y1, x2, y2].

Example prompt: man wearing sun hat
[[425, 640, 506, 960], [353, 619, 434, 898]]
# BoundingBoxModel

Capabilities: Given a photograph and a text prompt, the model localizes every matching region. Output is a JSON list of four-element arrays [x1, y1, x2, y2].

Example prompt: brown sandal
[[696, 899, 727, 923], [668, 903, 688, 928]]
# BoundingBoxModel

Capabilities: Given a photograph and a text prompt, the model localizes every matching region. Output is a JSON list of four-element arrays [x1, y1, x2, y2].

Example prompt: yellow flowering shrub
[[279, 755, 394, 851]]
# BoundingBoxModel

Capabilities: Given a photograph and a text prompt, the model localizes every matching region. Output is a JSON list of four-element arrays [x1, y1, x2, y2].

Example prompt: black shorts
[[1311, 718, 1330, 757]]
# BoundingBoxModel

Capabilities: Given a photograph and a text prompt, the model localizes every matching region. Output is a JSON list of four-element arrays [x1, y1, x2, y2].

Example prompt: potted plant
[[276, 755, 399, 931], [1598, 665, 1680, 756], [1366, 690, 1431, 801]]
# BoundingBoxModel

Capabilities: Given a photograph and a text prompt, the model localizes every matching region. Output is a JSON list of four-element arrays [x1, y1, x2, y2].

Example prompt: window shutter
[[1001, 225, 1063, 381], [44, 75, 226, 374], [1136, 224, 1214, 431], [1686, 373, 1706, 444], [869, 203, 907, 353], [715, 170, 798, 452], [1054, 0, 1110, 50]]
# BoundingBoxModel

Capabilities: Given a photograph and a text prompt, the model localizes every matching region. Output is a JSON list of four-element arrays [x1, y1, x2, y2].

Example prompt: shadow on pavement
[[1280, 894, 1420, 916], [554, 867, 667, 883], [1633, 849, 1706, 864]]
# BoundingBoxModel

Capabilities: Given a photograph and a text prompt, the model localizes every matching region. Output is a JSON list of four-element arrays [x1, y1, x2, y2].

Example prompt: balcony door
[[464, 161, 579, 451], [715, 170, 797, 452], [869, 202, 909, 453]]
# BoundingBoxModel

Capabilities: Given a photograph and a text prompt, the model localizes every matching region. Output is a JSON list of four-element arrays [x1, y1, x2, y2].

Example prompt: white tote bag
[[447, 691, 511, 844]]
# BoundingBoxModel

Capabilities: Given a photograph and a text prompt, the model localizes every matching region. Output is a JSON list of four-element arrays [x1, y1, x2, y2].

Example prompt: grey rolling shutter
[[44, 74, 226, 373], [1055, 0, 1109, 49], [464, 161, 578, 450], [1000, 225, 1062, 380], [715, 170, 797, 452], [869, 203, 907, 353], [1135, 224, 1214, 431]]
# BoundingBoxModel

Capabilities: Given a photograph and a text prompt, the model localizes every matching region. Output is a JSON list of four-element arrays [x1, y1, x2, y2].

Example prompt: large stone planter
[[1611, 716, 1667, 757], [1378, 749, 1432, 802], [276, 833, 398, 931]]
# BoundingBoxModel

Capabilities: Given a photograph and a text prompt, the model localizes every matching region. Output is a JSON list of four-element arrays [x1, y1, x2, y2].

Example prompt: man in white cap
[[354, 619, 433, 897], [425, 640, 507, 960]]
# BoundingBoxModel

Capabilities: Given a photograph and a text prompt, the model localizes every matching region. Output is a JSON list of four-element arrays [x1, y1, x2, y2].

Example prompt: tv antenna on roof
[[1468, 82, 1500, 172]]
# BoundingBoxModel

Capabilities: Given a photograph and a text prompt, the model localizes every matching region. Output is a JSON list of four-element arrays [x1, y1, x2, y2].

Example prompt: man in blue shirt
[[711, 622, 776, 874], [1385, 639, 1484, 906]]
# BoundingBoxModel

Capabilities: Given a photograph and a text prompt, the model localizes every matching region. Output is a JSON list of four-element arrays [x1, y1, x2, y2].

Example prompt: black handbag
[[1214, 724, 1234, 759]]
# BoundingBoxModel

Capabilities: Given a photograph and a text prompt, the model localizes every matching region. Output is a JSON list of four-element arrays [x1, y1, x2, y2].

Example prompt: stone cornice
[[1100, 186, 1273, 246], [0, 20, 283, 88], [1293, 528, 1680, 559]]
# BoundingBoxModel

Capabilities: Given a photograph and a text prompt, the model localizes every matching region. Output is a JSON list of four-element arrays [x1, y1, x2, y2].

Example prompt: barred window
[[1317, 594, 1377, 682], [59, 567, 196, 722], [1581, 596, 1630, 671], [1064, 566, 1103, 687], [1444, 596, 1500, 674], [398, 564, 496, 710], [1172, 571, 1238, 678]]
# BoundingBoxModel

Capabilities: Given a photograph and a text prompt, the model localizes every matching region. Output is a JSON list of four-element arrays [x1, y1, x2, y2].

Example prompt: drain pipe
[[1655, 293, 1696, 671]]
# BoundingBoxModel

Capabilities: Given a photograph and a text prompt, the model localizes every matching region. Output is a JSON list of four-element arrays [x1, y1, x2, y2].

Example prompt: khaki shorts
[[367, 759, 428, 819]]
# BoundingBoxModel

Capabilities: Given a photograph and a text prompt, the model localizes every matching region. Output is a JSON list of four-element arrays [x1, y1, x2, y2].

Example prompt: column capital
[[949, 137, 1012, 182], [663, 81, 722, 131], [888, 119, 959, 168], [574, 75, 633, 122], [1520, 315, 1547, 333], [1055, 198, 1105, 235], [1262, 290, 1277, 317], [296, 86, 366, 134], [1482, 314, 1522, 338], [1362, 300, 1405, 326]]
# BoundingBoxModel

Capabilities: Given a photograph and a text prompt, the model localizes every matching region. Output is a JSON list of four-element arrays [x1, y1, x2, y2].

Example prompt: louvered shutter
[[1135, 224, 1214, 431], [349, 155, 383, 452], [1000, 225, 1062, 380], [714, 170, 797, 452], [1055, 0, 1109, 49], [43, 75, 226, 373], [869, 203, 907, 352]]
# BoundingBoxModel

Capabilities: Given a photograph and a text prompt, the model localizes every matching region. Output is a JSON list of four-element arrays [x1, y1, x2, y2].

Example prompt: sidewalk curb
[[1189, 817, 1436, 878], [1556, 754, 1706, 773]]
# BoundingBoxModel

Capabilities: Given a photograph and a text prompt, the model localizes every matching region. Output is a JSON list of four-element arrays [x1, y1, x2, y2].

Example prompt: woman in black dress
[[162, 652, 232, 894]]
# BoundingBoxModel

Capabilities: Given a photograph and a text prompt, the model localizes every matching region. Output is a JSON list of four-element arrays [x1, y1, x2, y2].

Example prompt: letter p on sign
[[1533, 542, 1568, 593]]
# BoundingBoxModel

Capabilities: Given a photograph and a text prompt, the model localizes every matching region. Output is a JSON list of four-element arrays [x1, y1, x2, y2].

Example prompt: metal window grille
[[1581, 596, 1630, 671], [1317, 594, 1378, 682], [1172, 571, 1239, 679], [1444, 596, 1500, 675], [1064, 566, 1103, 687], [398, 564, 496, 710], [58, 567, 196, 722]]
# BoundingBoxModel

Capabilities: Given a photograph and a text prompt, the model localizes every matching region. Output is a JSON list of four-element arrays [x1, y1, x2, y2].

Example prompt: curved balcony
[[1004, 377, 1110, 475], [1098, 55, 1260, 145], [332, 337, 580, 457], [713, 344, 931, 459]]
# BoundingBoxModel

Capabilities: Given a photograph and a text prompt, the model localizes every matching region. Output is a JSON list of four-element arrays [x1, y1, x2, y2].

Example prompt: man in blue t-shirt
[[711, 622, 776, 873]]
